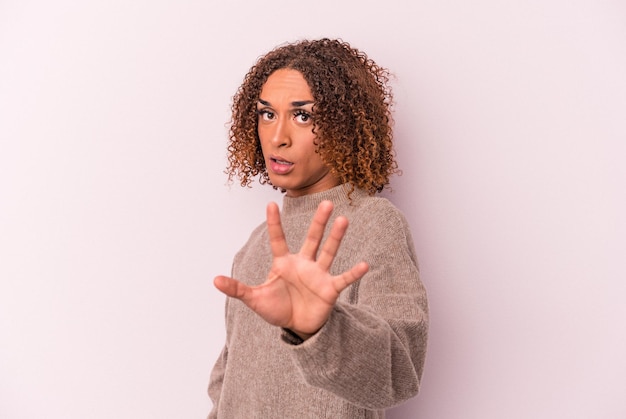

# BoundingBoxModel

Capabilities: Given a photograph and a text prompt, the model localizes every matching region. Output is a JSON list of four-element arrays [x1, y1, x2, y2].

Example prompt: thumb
[[214, 275, 249, 300]]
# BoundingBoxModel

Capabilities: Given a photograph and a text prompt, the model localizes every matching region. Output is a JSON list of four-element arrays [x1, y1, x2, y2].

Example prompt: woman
[[208, 38, 428, 418]]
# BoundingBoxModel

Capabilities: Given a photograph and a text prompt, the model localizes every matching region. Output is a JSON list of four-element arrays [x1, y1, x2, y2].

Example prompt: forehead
[[259, 69, 313, 100]]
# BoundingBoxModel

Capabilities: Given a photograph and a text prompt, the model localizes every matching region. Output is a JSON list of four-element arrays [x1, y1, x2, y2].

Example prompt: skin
[[213, 69, 370, 339], [256, 68, 341, 197]]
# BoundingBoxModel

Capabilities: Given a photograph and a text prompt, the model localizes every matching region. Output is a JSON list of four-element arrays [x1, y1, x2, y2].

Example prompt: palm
[[214, 200, 369, 338]]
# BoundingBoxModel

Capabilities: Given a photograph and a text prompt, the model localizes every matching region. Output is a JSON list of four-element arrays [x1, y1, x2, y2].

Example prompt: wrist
[[281, 328, 306, 345], [281, 327, 319, 345]]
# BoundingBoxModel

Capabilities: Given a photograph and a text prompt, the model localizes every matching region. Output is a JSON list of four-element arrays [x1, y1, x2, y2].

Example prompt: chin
[[268, 178, 289, 191]]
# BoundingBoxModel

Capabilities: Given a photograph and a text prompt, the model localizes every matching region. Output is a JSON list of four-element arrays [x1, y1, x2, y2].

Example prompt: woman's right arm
[[207, 344, 227, 419]]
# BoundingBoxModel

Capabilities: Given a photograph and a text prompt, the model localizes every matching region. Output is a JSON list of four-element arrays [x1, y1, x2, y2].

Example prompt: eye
[[257, 109, 275, 121], [293, 110, 312, 124]]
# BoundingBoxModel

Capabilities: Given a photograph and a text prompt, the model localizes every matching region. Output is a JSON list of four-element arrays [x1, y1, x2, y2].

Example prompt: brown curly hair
[[226, 38, 398, 195]]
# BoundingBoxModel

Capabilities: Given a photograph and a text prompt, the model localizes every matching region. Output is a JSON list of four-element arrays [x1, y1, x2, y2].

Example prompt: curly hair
[[226, 38, 398, 195]]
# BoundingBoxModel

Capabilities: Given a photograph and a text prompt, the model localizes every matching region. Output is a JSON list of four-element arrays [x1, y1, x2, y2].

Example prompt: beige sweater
[[208, 185, 428, 418]]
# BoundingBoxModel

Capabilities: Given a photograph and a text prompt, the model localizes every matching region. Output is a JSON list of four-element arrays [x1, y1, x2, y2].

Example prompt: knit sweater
[[208, 184, 428, 418]]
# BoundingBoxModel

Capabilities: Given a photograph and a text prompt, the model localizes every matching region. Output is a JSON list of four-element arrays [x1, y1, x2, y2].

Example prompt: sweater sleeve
[[207, 344, 227, 419], [283, 206, 429, 410], [207, 293, 233, 418]]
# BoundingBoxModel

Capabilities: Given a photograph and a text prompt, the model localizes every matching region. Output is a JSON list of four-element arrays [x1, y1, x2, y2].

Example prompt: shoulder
[[343, 194, 413, 243], [341, 194, 420, 272], [234, 220, 268, 256], [350, 194, 409, 227]]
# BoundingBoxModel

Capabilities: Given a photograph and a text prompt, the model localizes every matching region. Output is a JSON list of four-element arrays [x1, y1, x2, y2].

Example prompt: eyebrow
[[257, 99, 314, 107]]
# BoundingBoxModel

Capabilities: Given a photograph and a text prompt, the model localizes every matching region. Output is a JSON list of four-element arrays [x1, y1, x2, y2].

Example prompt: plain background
[[1, 0, 625, 418]]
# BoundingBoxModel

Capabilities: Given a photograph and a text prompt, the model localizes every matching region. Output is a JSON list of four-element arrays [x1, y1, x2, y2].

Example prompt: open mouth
[[271, 157, 293, 165], [269, 156, 294, 174]]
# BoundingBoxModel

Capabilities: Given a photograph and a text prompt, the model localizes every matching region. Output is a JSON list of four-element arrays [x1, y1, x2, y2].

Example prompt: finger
[[214, 275, 251, 300], [266, 202, 289, 257], [317, 215, 349, 271], [300, 200, 334, 259], [332, 261, 369, 293]]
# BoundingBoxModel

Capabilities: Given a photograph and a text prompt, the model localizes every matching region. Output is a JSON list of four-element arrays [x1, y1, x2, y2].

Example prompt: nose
[[269, 116, 291, 148]]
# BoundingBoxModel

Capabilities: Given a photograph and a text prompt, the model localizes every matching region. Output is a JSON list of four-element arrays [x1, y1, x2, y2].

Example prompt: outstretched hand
[[214, 200, 369, 340]]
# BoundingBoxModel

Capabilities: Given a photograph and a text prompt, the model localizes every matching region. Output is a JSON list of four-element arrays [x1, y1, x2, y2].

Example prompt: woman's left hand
[[213, 200, 369, 340]]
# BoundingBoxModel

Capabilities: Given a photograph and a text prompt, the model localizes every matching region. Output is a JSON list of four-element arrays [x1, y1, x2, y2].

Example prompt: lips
[[268, 155, 294, 175]]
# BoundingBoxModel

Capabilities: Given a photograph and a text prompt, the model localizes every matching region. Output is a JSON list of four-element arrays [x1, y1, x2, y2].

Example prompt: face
[[257, 68, 340, 197]]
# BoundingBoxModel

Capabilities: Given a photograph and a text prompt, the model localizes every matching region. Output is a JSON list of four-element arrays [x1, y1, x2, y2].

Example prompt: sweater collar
[[281, 184, 368, 215]]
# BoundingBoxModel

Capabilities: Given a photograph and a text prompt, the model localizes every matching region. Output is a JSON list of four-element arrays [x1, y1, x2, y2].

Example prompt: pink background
[[1, 0, 624, 418]]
